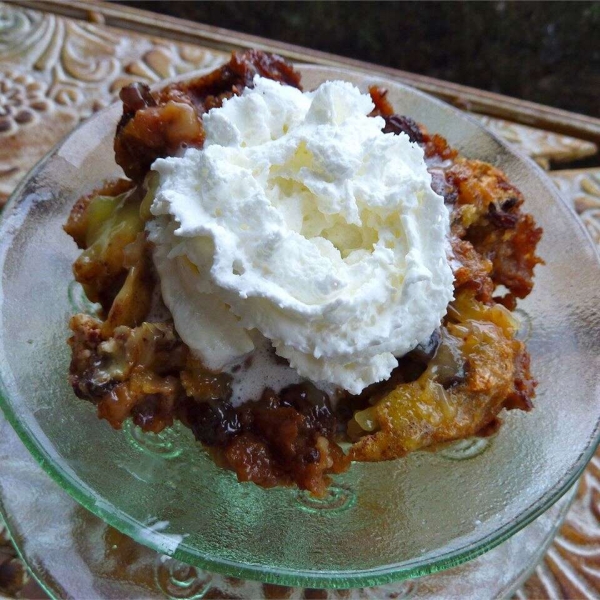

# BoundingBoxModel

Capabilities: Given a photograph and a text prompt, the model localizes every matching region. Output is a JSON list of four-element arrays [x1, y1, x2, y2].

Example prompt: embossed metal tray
[[1, 1, 600, 598], [0, 62, 599, 589]]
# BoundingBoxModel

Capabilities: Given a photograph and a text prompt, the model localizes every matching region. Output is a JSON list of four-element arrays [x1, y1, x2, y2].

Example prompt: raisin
[[119, 82, 156, 115], [279, 383, 335, 433], [187, 401, 241, 446], [132, 394, 161, 429], [501, 197, 519, 211], [382, 114, 423, 144], [408, 329, 442, 364], [488, 202, 519, 228]]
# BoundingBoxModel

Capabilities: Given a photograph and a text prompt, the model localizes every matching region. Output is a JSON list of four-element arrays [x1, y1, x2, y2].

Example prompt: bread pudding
[[65, 50, 542, 496]]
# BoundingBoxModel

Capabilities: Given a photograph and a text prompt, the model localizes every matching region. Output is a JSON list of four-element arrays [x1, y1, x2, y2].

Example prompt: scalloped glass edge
[[0, 65, 598, 589], [0, 467, 579, 600]]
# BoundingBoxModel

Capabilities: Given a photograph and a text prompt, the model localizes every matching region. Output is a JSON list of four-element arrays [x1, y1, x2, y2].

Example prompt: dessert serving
[[65, 50, 542, 496]]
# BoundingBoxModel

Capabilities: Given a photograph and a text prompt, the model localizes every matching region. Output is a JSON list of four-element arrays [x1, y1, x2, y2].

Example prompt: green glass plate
[[0, 64, 598, 589], [0, 414, 579, 599]]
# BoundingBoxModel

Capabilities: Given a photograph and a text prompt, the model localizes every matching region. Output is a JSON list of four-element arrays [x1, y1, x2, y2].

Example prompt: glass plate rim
[[0, 422, 581, 600], [0, 64, 599, 589]]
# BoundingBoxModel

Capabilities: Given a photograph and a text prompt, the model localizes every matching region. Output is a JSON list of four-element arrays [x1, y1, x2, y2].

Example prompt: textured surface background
[[0, 1, 599, 598]]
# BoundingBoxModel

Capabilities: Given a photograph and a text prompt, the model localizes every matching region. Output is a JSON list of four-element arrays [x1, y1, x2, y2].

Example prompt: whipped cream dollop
[[147, 76, 453, 394]]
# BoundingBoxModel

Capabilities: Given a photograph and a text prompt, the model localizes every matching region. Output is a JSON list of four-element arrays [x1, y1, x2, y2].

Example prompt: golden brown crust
[[348, 292, 532, 462], [446, 158, 544, 305], [68, 314, 349, 495], [450, 237, 495, 302], [68, 315, 190, 433], [469, 213, 544, 302]]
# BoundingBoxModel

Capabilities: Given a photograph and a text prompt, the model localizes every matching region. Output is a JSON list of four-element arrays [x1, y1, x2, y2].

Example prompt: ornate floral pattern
[[0, 2, 225, 203], [550, 169, 600, 246], [516, 457, 600, 599], [0, 2, 599, 599], [0, 519, 29, 598], [0, 69, 50, 133], [476, 115, 598, 170], [0, 555, 29, 597]]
